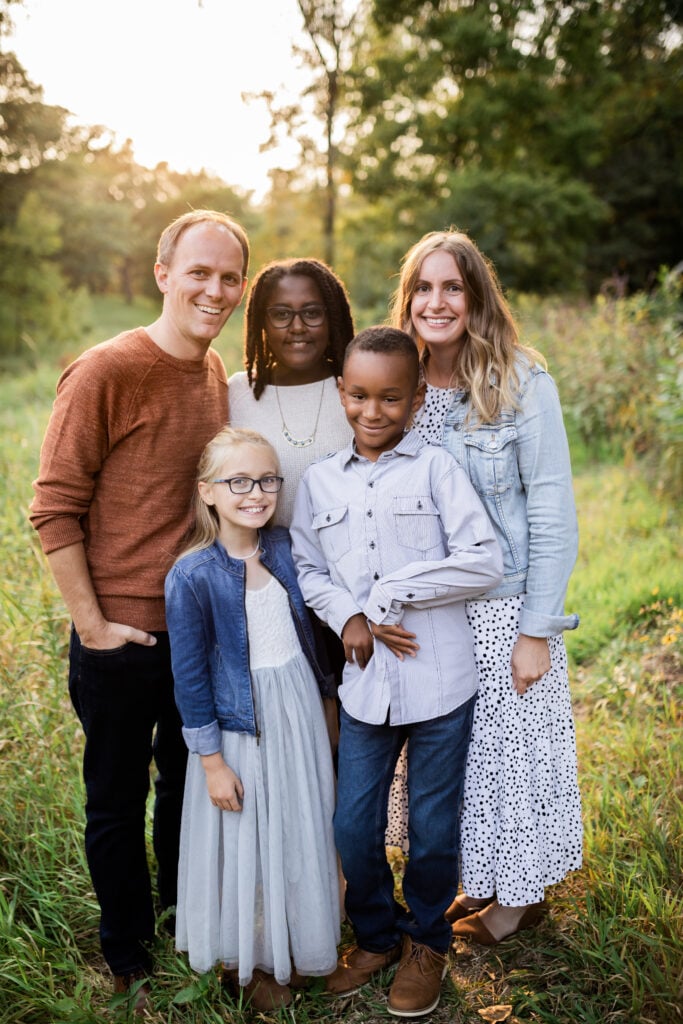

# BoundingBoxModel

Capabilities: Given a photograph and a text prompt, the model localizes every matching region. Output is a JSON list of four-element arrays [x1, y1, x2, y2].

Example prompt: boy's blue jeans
[[68, 628, 187, 976], [335, 695, 476, 955]]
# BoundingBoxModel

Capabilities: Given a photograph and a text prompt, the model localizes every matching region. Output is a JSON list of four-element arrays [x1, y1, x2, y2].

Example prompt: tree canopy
[[1, 0, 681, 358]]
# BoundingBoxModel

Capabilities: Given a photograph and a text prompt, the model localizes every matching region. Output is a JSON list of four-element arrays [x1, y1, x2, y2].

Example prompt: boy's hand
[[370, 622, 419, 661], [341, 613, 374, 669], [201, 752, 244, 811]]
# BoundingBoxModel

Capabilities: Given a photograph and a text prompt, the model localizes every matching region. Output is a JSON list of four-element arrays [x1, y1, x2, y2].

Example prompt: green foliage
[[0, 191, 88, 358], [0, 298, 681, 1022], [564, 465, 681, 666], [518, 274, 683, 499], [350, 0, 683, 292]]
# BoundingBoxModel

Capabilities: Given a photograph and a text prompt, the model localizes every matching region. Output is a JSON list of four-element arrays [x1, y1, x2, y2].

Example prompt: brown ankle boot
[[387, 936, 448, 1017], [112, 970, 151, 1016], [223, 967, 292, 1011]]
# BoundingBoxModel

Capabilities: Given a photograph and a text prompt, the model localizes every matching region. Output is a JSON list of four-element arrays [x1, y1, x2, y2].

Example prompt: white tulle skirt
[[175, 650, 340, 985]]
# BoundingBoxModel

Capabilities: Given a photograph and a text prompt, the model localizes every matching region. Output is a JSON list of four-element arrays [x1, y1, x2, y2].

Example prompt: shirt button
[[407, 592, 414, 599], [367, 509, 373, 517], [452, 423, 460, 431], [373, 572, 380, 580], [369, 481, 374, 488], [379, 606, 386, 613], [369, 541, 376, 549], [326, 514, 331, 522]]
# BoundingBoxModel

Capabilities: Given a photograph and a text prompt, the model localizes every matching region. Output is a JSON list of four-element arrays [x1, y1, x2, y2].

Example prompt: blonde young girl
[[165, 427, 340, 1011], [387, 230, 582, 944]]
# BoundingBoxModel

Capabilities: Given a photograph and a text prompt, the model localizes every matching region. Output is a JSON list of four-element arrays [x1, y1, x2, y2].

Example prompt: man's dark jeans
[[68, 628, 187, 975]]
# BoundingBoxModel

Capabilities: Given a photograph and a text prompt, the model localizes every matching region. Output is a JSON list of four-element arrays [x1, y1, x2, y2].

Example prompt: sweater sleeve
[[29, 346, 128, 553]]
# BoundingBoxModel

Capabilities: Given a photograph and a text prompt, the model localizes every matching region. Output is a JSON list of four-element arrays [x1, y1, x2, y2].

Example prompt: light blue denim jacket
[[441, 361, 579, 637], [165, 527, 330, 754]]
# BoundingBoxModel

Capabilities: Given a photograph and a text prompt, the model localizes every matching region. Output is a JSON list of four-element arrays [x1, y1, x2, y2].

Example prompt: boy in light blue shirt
[[290, 327, 502, 1016]]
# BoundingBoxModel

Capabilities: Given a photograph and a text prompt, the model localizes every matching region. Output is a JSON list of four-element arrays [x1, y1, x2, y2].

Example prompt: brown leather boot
[[112, 971, 151, 1016], [223, 967, 292, 1011], [387, 936, 448, 1017], [325, 942, 402, 997]]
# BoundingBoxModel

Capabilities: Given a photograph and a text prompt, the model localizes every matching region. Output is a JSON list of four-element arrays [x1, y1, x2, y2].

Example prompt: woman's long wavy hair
[[177, 427, 280, 561], [390, 230, 545, 423], [243, 258, 355, 399]]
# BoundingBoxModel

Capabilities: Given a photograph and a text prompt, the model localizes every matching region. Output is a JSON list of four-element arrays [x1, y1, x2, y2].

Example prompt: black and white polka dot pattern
[[460, 595, 582, 905], [413, 384, 459, 445]]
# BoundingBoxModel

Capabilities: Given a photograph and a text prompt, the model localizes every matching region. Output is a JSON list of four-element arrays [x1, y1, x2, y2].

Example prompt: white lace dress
[[175, 575, 341, 984]]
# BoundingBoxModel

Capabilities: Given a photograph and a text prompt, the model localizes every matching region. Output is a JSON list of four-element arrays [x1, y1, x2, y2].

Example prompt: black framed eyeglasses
[[265, 305, 326, 328], [212, 475, 284, 494]]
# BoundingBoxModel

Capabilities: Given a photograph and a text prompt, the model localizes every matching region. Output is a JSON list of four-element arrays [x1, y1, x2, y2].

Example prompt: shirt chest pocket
[[463, 423, 518, 497], [393, 496, 443, 551], [311, 505, 351, 562]]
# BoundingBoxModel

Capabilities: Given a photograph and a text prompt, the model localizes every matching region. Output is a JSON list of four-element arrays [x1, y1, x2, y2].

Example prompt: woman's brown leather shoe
[[444, 893, 495, 923], [451, 901, 546, 945]]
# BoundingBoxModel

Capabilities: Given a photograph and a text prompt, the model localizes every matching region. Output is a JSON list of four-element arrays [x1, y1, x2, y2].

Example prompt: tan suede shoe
[[387, 937, 448, 1018], [325, 942, 402, 997]]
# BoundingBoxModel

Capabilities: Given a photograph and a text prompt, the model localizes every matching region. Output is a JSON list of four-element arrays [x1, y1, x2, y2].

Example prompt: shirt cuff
[[182, 720, 222, 755], [364, 583, 403, 626], [519, 606, 580, 637]]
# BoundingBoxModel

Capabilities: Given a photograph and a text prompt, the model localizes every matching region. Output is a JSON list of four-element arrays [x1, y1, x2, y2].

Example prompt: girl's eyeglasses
[[265, 305, 326, 328], [212, 475, 284, 494]]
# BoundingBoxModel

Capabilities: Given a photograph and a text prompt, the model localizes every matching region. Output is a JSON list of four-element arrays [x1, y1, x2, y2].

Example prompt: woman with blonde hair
[[387, 229, 582, 944]]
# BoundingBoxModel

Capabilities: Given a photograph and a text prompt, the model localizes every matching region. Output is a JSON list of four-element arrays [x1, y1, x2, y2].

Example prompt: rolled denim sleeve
[[515, 371, 579, 636], [165, 566, 222, 754]]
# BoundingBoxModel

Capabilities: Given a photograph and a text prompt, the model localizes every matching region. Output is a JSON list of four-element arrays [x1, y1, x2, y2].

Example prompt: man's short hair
[[157, 210, 249, 277]]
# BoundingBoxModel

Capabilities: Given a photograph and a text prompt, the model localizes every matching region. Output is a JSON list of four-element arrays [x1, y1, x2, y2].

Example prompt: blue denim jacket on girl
[[165, 526, 331, 755], [441, 361, 579, 638]]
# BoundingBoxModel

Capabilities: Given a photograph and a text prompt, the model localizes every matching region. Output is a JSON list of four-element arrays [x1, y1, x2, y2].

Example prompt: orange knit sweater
[[30, 328, 228, 631]]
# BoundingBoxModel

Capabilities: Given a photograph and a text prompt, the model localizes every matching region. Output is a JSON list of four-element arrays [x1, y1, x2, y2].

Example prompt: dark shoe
[[112, 971, 151, 1015], [387, 936, 448, 1017], [289, 966, 310, 989], [325, 942, 402, 997], [451, 901, 546, 945], [444, 893, 495, 923], [222, 967, 292, 1011]]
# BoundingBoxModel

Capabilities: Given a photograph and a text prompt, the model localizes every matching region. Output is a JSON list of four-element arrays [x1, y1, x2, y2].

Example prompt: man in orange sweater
[[30, 209, 249, 1012]]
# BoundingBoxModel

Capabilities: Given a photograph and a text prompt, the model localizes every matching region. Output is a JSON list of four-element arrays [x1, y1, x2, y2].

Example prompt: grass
[[0, 296, 681, 1023]]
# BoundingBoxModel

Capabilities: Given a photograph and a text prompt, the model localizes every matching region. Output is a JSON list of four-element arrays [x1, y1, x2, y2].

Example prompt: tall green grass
[[0, 296, 681, 1022]]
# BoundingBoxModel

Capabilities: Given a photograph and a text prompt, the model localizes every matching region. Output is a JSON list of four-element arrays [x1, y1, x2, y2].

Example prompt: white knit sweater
[[228, 372, 353, 527]]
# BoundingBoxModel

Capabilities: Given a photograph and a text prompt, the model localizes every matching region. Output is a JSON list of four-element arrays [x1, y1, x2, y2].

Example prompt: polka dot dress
[[460, 595, 582, 905], [385, 383, 583, 905]]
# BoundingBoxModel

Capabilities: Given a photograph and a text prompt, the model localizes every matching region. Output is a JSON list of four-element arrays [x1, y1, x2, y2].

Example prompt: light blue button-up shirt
[[290, 431, 503, 726]]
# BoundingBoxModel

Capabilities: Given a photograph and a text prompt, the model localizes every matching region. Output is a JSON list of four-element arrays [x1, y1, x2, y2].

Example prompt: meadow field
[[0, 295, 681, 1023]]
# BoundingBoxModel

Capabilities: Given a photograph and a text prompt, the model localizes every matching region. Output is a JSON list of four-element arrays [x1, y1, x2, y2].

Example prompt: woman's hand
[[511, 634, 551, 694], [370, 621, 419, 661], [201, 752, 244, 811]]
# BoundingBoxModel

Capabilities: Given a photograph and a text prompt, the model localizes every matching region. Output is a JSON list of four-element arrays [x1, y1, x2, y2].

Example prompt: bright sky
[[9, 0, 315, 201]]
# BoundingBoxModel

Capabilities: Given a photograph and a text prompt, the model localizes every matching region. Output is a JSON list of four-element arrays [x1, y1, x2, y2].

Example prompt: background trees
[[343, 0, 683, 296], [1, 0, 681, 357]]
